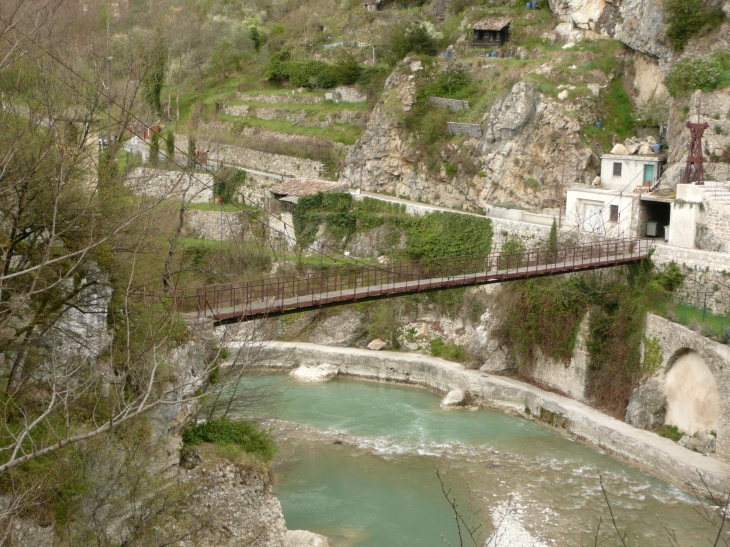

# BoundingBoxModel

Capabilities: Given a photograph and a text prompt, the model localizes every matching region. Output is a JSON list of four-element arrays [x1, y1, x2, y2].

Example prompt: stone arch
[[665, 349, 720, 434]]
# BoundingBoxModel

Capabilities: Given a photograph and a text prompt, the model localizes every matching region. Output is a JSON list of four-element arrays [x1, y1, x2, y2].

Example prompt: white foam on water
[[486, 495, 549, 547]]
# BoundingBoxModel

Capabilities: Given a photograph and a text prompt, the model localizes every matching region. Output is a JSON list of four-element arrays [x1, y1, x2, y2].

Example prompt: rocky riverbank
[[241, 341, 730, 496]]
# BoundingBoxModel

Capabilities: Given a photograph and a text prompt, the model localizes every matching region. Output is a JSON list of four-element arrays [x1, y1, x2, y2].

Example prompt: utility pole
[[682, 97, 709, 185]]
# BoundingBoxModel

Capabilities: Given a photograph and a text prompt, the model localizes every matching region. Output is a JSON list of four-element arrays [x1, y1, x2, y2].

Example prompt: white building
[[564, 187, 639, 238], [600, 154, 666, 191]]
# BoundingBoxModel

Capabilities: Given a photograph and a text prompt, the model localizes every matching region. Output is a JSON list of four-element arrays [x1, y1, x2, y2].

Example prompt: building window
[[612, 162, 622, 176], [609, 204, 619, 222]]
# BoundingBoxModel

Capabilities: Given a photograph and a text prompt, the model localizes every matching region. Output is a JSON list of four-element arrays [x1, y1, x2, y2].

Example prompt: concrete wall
[[668, 184, 704, 249], [600, 155, 662, 190], [527, 313, 591, 400], [627, 314, 730, 462]]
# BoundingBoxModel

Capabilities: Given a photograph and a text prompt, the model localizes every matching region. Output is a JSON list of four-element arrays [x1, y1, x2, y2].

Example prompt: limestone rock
[[482, 82, 539, 145], [624, 137, 641, 154], [286, 530, 330, 547], [555, 23, 583, 43], [610, 143, 629, 155], [637, 143, 654, 155], [367, 338, 388, 351], [557, 90, 569, 100], [625, 378, 665, 430], [480, 347, 509, 372], [290, 364, 339, 382], [441, 389, 466, 408], [679, 431, 717, 454], [562, 41, 576, 50], [308, 309, 365, 347]]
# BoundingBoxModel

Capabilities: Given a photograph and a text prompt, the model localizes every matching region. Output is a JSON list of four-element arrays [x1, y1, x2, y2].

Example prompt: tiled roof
[[472, 17, 512, 31], [270, 178, 349, 197]]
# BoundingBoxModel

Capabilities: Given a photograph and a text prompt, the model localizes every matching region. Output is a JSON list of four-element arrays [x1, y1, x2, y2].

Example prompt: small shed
[[363, 0, 383, 12], [268, 178, 349, 214], [472, 17, 512, 48]]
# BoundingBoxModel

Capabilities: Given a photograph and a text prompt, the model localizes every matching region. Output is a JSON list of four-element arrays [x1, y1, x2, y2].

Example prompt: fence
[[430, 97, 469, 112], [447, 122, 483, 138], [173, 238, 651, 321]]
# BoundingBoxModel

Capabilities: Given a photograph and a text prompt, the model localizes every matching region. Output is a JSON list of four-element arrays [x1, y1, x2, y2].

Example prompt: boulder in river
[[440, 389, 466, 408], [286, 530, 330, 547], [290, 364, 339, 382]]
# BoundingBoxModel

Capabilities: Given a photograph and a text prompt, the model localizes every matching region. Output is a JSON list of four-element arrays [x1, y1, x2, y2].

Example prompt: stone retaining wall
[[430, 97, 469, 112], [652, 244, 730, 314], [185, 210, 243, 241], [243, 341, 730, 495], [222, 105, 362, 127], [235, 93, 324, 105], [697, 193, 730, 253], [211, 144, 322, 179]]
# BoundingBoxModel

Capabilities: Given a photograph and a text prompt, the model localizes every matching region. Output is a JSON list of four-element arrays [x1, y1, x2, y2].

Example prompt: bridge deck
[[179, 239, 652, 323]]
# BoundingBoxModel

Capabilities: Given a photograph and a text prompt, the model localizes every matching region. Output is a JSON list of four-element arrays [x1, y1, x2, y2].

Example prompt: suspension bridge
[[175, 238, 653, 324]]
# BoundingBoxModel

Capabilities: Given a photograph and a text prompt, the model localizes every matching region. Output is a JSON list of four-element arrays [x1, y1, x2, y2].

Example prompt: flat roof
[[600, 154, 666, 161], [472, 17, 512, 31]]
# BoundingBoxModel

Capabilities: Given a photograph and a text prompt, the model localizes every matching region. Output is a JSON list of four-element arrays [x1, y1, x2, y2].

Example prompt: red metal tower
[[681, 101, 709, 185]]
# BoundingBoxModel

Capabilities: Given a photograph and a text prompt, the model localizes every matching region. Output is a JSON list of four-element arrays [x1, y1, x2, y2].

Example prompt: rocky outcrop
[[342, 69, 597, 212], [308, 309, 366, 346]]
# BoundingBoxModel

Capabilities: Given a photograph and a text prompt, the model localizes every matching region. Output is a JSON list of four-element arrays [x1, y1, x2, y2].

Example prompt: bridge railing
[[174, 238, 650, 318]]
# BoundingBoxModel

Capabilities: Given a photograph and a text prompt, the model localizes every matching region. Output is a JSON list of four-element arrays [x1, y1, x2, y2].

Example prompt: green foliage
[[663, 0, 726, 50], [665, 51, 730, 97], [396, 211, 493, 260], [186, 136, 196, 170], [149, 130, 160, 165], [547, 218, 559, 261], [388, 21, 443, 60], [142, 31, 167, 114], [656, 424, 683, 441], [632, 93, 670, 127], [213, 167, 246, 204], [429, 338, 468, 362], [182, 418, 276, 461], [498, 235, 525, 270], [265, 51, 290, 82], [496, 261, 684, 416], [287, 61, 338, 89], [164, 131, 175, 159], [292, 192, 355, 248], [333, 50, 362, 86], [642, 337, 663, 375], [419, 62, 472, 98]]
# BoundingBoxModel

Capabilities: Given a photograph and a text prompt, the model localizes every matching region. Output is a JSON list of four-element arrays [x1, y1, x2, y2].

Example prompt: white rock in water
[[486, 501, 548, 547], [286, 530, 330, 547], [441, 389, 466, 408], [367, 338, 387, 351], [289, 364, 339, 382], [610, 143, 630, 155]]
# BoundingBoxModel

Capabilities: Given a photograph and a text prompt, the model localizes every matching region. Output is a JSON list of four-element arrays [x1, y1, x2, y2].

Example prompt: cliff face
[[341, 68, 597, 212]]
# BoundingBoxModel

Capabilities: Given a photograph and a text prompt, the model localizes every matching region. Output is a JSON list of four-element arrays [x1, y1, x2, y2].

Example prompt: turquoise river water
[[249, 373, 716, 547]]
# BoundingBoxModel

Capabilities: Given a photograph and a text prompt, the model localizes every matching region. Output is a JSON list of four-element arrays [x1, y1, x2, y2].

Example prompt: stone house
[[471, 18, 512, 48]]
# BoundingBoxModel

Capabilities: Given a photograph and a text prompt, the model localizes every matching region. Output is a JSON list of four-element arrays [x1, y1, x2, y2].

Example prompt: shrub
[[288, 61, 337, 89], [333, 50, 362, 86], [213, 167, 246, 204], [183, 418, 276, 461], [632, 93, 670, 128], [429, 337, 468, 362], [389, 21, 443, 60], [265, 51, 290, 82], [720, 327, 730, 344], [663, 0, 726, 50], [665, 51, 729, 97], [655, 424, 683, 441]]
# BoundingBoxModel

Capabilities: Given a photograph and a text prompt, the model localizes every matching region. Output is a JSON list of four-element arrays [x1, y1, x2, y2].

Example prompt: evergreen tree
[[149, 130, 160, 165], [187, 136, 197, 170], [165, 131, 175, 162], [548, 217, 559, 263]]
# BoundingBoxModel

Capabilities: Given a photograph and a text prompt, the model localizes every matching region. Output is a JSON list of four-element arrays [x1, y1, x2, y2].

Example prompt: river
[[247, 373, 715, 547]]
